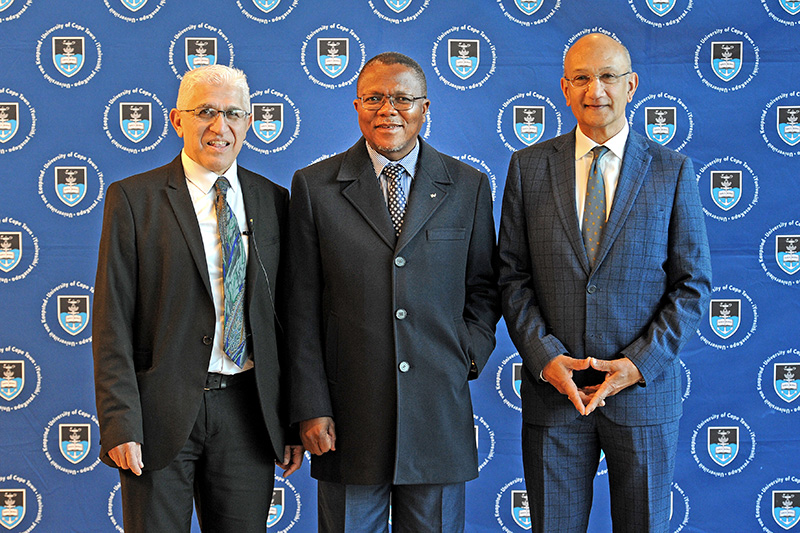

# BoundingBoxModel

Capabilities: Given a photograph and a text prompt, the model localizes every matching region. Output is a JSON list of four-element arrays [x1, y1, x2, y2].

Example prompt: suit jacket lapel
[[165, 155, 213, 298], [338, 140, 398, 249], [396, 139, 449, 252], [595, 131, 651, 266], [549, 132, 591, 274], [239, 167, 273, 304]]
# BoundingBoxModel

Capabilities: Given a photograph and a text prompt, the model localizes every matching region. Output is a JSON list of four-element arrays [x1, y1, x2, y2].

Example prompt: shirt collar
[[365, 138, 420, 180], [181, 150, 241, 195], [574, 122, 629, 161]]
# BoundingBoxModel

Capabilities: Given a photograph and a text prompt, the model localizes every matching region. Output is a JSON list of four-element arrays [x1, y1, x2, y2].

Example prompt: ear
[[626, 72, 639, 103], [169, 108, 184, 138], [560, 77, 571, 107]]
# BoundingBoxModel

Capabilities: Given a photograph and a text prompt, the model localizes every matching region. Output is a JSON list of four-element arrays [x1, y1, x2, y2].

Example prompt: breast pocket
[[426, 228, 466, 241]]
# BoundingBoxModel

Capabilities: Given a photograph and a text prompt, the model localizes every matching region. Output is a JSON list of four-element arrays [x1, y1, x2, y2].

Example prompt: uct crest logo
[[55, 166, 87, 207], [317, 38, 348, 79], [780, 0, 800, 15], [253, 0, 281, 13], [448, 39, 479, 80], [776, 235, 800, 275], [0, 102, 18, 144], [646, 0, 675, 16], [710, 170, 741, 211], [60, 423, 90, 464], [384, 0, 411, 12], [645, 107, 676, 145], [252, 103, 283, 144], [514, 106, 545, 146], [515, 0, 543, 15], [711, 41, 742, 82], [0, 489, 24, 529], [778, 106, 800, 146], [708, 426, 738, 467], [0, 361, 23, 402], [709, 299, 740, 339], [52, 37, 84, 78], [121, 0, 147, 11], [268, 488, 284, 528], [775, 363, 800, 403], [185, 38, 217, 70], [58, 295, 90, 336], [512, 490, 532, 530], [120, 102, 151, 143], [774, 490, 800, 530], [0, 232, 21, 273]]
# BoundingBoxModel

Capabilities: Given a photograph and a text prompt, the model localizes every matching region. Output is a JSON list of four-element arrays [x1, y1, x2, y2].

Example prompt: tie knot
[[383, 164, 402, 181], [215, 176, 231, 196], [592, 145, 609, 161]]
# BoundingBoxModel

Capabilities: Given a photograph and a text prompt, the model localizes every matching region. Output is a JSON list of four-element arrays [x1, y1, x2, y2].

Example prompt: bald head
[[564, 33, 632, 76], [560, 33, 638, 144]]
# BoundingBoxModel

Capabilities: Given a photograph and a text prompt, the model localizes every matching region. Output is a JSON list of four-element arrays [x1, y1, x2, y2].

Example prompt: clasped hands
[[541, 354, 643, 416]]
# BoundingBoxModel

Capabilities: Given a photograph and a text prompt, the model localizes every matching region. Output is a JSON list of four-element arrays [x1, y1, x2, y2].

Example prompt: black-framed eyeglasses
[[178, 106, 251, 123], [563, 72, 631, 88], [357, 94, 427, 111]]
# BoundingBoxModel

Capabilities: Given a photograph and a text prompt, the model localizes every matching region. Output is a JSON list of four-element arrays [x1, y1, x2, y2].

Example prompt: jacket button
[[394, 256, 406, 267], [395, 309, 407, 320], [202, 336, 213, 345], [587, 285, 597, 294], [399, 361, 410, 372]]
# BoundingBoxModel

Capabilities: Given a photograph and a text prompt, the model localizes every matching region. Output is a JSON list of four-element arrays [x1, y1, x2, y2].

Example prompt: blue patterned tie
[[384, 164, 406, 237], [214, 177, 247, 368], [583, 146, 609, 267]]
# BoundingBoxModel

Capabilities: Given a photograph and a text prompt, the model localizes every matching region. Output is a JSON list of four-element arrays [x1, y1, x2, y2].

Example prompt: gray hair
[[176, 65, 250, 110]]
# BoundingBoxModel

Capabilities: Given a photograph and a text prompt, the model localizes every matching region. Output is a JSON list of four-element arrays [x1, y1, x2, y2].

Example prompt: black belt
[[204, 370, 252, 390]]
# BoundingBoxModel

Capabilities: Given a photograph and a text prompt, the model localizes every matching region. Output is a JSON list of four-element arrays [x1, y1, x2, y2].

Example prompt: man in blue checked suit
[[498, 34, 712, 532]]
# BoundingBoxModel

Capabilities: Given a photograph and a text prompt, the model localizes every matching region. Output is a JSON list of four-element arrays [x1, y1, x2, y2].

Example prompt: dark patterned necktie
[[582, 145, 609, 267], [214, 177, 247, 368], [384, 163, 406, 237]]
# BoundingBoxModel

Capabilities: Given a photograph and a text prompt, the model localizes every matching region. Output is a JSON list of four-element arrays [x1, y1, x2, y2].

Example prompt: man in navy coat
[[498, 34, 712, 532], [287, 52, 500, 532]]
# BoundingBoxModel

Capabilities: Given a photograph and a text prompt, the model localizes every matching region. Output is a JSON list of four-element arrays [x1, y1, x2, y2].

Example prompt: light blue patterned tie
[[583, 146, 609, 267], [214, 177, 247, 368], [384, 163, 406, 237]]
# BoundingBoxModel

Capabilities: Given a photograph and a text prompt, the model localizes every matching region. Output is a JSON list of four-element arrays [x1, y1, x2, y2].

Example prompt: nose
[[585, 76, 606, 96], [209, 112, 230, 132], [377, 96, 397, 114]]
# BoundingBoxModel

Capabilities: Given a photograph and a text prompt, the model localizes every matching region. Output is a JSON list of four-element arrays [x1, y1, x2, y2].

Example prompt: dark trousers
[[120, 372, 276, 533], [522, 411, 680, 533], [317, 480, 466, 533]]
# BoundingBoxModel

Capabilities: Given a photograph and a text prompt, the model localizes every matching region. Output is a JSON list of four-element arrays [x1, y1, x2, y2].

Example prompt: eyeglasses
[[178, 106, 251, 123], [563, 72, 631, 88], [357, 94, 427, 111]]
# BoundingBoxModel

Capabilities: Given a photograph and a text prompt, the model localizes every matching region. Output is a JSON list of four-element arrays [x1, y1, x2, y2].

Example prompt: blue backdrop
[[1, 1, 799, 531]]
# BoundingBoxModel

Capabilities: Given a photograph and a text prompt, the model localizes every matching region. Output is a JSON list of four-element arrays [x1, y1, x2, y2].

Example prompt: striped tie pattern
[[582, 145, 609, 267], [384, 163, 406, 237], [214, 177, 247, 368]]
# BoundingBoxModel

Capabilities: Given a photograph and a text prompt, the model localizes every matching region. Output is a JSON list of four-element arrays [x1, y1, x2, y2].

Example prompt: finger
[[563, 383, 586, 416], [130, 447, 143, 476], [327, 426, 336, 452], [584, 384, 609, 414]]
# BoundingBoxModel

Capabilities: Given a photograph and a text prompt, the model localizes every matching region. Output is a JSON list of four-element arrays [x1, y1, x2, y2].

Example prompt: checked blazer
[[498, 128, 712, 428]]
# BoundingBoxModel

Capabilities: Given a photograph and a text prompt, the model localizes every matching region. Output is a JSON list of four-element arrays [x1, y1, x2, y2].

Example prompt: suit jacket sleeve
[[498, 151, 569, 376], [92, 182, 144, 463], [286, 169, 334, 425], [462, 172, 501, 377], [619, 156, 712, 384]]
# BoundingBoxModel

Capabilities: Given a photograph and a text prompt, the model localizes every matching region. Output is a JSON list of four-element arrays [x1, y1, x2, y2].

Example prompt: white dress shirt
[[182, 150, 253, 374], [574, 123, 629, 229]]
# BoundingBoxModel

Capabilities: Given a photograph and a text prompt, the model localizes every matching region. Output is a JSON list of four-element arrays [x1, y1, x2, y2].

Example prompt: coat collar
[[549, 128, 652, 274], [337, 138, 452, 251]]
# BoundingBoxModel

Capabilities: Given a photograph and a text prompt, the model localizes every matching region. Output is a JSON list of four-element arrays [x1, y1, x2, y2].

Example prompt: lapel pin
[[430, 193, 437, 198]]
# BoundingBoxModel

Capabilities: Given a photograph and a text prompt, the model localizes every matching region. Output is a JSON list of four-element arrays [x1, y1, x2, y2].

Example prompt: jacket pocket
[[427, 228, 466, 241]]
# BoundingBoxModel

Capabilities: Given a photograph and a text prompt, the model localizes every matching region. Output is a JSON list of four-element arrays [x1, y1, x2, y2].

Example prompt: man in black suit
[[92, 64, 302, 532], [287, 52, 500, 532]]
